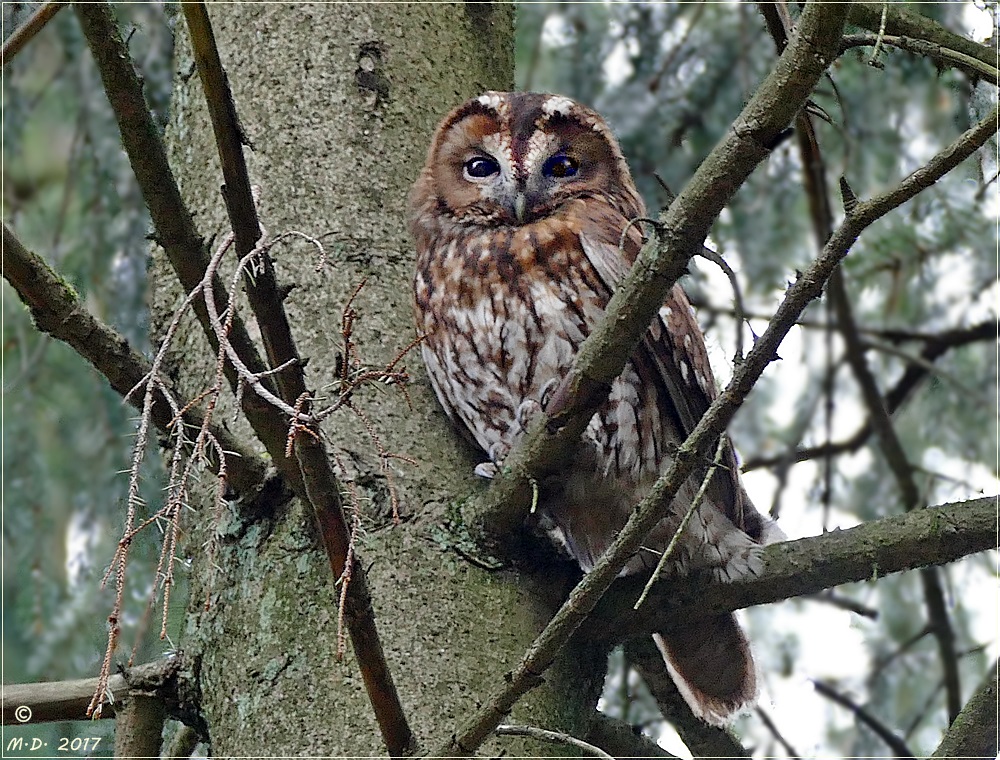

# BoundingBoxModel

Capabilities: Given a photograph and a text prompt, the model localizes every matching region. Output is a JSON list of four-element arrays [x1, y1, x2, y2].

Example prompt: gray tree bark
[[155, 3, 604, 755]]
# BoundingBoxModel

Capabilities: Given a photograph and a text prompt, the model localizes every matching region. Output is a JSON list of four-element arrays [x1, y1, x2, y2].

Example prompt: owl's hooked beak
[[513, 192, 528, 224]]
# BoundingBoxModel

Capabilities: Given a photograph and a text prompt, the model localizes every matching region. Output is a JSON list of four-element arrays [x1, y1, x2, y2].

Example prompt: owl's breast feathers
[[411, 92, 782, 726]]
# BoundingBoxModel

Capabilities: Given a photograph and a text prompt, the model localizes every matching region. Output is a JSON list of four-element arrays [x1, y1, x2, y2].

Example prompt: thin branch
[[743, 320, 997, 472], [1, 225, 268, 497], [920, 567, 963, 723], [840, 32, 999, 85], [73, 2, 302, 493], [1, 1, 66, 67], [930, 661, 1000, 759], [179, 3, 296, 398], [868, 625, 932, 685], [860, 335, 990, 406], [848, 2, 997, 75], [755, 706, 802, 760], [584, 712, 679, 760], [829, 271, 920, 505], [496, 724, 614, 759], [178, 5, 414, 755], [804, 590, 879, 619], [812, 679, 916, 760], [586, 496, 996, 643]]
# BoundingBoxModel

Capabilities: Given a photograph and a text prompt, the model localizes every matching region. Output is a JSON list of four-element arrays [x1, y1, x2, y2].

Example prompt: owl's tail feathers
[[653, 613, 757, 727]]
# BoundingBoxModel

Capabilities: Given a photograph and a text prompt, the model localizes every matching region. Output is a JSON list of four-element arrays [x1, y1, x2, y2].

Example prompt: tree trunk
[[155, 4, 606, 755]]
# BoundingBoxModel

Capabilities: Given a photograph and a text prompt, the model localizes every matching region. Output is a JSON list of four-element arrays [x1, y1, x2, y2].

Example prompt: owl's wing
[[579, 213, 758, 539]]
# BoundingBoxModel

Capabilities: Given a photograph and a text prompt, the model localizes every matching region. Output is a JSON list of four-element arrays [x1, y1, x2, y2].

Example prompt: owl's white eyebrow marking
[[478, 92, 504, 111], [541, 95, 575, 116], [524, 129, 559, 176]]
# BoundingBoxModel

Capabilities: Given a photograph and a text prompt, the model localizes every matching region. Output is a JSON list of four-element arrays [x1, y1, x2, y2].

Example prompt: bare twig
[[496, 724, 614, 759], [755, 706, 802, 759], [584, 712, 679, 760], [1, 1, 66, 67], [812, 679, 917, 760], [633, 437, 726, 611]]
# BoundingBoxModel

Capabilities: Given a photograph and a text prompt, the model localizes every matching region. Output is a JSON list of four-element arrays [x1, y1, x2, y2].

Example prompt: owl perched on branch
[[410, 91, 782, 726]]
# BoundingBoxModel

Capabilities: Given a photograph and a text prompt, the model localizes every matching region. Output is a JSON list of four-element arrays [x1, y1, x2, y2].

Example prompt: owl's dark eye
[[464, 156, 500, 179], [542, 154, 579, 179]]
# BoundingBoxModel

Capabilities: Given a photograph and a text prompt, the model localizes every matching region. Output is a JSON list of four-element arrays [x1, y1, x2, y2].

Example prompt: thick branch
[[72, 2, 303, 495], [930, 661, 1000, 759], [1, 659, 182, 726], [2, 225, 269, 498], [586, 497, 996, 642]]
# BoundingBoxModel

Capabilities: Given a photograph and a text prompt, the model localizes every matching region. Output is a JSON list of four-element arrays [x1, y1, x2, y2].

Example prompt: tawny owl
[[410, 91, 782, 726]]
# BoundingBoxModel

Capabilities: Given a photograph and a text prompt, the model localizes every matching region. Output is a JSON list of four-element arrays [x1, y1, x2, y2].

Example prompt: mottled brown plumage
[[410, 92, 782, 725]]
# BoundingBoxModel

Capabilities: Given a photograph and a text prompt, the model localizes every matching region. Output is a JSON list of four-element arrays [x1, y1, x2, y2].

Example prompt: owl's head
[[413, 92, 641, 227]]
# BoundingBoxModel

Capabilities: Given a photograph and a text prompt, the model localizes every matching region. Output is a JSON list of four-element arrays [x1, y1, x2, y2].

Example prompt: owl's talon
[[538, 378, 559, 409], [487, 441, 509, 462], [474, 462, 498, 479], [515, 398, 543, 432]]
